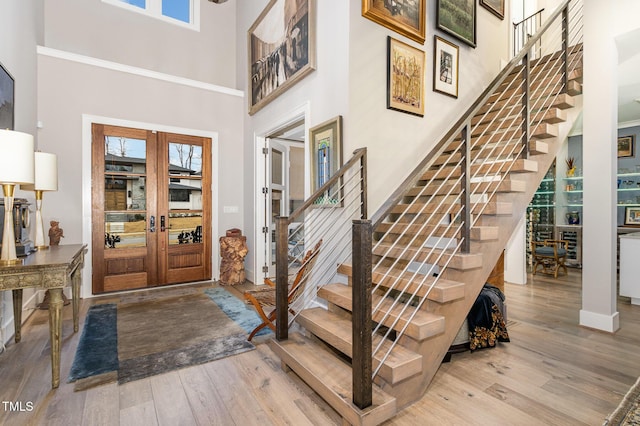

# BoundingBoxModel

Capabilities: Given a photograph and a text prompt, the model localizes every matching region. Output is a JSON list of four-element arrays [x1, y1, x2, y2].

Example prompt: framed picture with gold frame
[[362, 0, 426, 44], [309, 116, 343, 206], [618, 135, 635, 158], [387, 36, 425, 116]]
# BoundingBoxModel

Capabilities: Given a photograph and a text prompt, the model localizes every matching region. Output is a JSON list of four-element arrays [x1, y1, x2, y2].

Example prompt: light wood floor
[[1, 270, 639, 426]]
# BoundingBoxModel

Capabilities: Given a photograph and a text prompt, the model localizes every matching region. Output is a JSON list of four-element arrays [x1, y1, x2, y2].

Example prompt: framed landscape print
[[387, 36, 425, 117], [310, 116, 343, 206], [437, 0, 476, 48], [433, 36, 459, 98], [362, 0, 426, 44], [480, 0, 504, 20], [618, 135, 635, 158], [624, 207, 640, 226], [248, 0, 316, 115], [0, 61, 14, 130]]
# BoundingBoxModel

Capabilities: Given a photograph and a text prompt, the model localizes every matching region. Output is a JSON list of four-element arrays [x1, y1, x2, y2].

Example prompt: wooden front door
[[92, 124, 212, 294]]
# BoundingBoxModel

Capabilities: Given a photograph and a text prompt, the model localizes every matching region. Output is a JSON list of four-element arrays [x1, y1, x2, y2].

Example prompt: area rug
[[604, 376, 640, 425], [68, 287, 266, 390]]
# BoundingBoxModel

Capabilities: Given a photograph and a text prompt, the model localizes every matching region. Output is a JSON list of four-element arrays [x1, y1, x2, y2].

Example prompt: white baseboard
[[579, 309, 620, 333]]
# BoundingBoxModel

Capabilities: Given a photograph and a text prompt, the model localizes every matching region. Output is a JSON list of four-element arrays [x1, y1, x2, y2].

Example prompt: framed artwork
[[248, 0, 316, 115], [387, 36, 425, 117], [0, 61, 15, 130], [618, 135, 635, 158], [433, 35, 459, 98], [480, 0, 504, 20], [437, 0, 476, 48], [624, 206, 640, 226], [362, 0, 426, 44], [309, 116, 343, 206]]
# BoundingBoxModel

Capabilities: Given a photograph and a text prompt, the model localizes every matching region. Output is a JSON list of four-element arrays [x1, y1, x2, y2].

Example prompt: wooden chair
[[244, 239, 322, 341], [532, 239, 569, 278]]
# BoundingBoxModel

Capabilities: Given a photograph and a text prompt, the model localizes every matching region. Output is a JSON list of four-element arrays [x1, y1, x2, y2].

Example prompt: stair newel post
[[359, 149, 368, 220], [352, 219, 373, 409], [561, 3, 569, 94], [522, 51, 531, 159], [275, 215, 290, 341], [461, 124, 471, 254]]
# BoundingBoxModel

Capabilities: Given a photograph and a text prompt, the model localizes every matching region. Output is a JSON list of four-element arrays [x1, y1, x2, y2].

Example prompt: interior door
[[266, 139, 289, 277], [92, 124, 211, 294]]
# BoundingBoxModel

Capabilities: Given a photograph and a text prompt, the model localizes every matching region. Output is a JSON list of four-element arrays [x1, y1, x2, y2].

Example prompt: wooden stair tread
[[371, 242, 483, 271], [297, 307, 423, 384], [318, 283, 446, 341], [442, 139, 548, 156], [268, 332, 397, 426], [338, 263, 465, 302], [420, 158, 538, 181], [405, 178, 526, 197], [389, 200, 511, 216], [374, 222, 499, 241]]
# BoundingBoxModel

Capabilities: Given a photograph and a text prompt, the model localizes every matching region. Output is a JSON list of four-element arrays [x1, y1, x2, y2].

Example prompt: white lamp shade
[[21, 152, 58, 192], [0, 129, 35, 185]]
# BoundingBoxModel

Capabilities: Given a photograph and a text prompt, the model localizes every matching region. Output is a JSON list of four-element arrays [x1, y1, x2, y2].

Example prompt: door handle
[[149, 215, 155, 233], [160, 215, 166, 232]]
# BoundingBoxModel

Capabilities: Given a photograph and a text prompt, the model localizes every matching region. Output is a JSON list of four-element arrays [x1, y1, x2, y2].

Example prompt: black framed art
[[0, 61, 14, 130], [437, 0, 476, 48]]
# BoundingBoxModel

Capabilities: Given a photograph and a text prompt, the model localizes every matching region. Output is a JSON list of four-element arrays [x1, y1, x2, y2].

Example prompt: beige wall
[[347, 0, 512, 216], [44, 0, 237, 88], [37, 53, 244, 298], [0, 0, 42, 345]]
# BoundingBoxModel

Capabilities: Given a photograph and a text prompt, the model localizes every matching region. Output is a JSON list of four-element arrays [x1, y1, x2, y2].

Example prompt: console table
[[0, 244, 87, 388]]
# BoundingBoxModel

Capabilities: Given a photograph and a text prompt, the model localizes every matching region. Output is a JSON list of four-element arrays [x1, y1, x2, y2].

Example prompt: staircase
[[267, 1, 584, 424]]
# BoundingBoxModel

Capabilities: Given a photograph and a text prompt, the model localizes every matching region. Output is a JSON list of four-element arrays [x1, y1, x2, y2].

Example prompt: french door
[[91, 124, 212, 294]]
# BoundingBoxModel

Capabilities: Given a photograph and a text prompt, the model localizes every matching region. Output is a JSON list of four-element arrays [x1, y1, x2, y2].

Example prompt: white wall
[[37, 52, 244, 299], [347, 0, 512, 217], [43, 0, 237, 88], [0, 0, 42, 346], [237, 0, 351, 282]]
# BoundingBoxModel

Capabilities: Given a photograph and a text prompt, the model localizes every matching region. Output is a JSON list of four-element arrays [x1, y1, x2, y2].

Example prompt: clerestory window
[[103, 0, 200, 30]]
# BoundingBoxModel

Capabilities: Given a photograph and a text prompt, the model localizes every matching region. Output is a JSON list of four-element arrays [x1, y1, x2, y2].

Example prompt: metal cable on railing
[[273, 148, 367, 341], [366, 0, 583, 380]]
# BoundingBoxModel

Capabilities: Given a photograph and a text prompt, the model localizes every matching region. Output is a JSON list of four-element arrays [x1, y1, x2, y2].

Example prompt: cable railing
[[273, 148, 367, 340], [358, 0, 583, 403], [514, 8, 545, 58]]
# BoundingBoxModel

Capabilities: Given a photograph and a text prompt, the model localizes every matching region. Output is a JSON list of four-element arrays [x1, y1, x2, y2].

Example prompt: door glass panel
[[271, 149, 283, 185], [168, 177, 202, 210], [168, 212, 202, 245], [104, 213, 146, 248], [104, 136, 147, 248], [105, 137, 146, 173], [168, 142, 203, 246]]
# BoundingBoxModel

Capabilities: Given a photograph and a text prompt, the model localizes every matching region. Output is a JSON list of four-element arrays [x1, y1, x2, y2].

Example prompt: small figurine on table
[[48, 221, 64, 246]]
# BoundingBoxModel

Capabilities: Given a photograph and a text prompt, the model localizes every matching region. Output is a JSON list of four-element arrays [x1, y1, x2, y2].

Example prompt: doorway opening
[[256, 117, 306, 281]]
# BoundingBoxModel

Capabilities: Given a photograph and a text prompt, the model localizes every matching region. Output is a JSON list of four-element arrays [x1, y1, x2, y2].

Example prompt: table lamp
[[21, 152, 58, 250], [0, 129, 35, 266]]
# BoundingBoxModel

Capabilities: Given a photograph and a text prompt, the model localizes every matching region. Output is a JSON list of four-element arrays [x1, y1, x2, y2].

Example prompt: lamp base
[[0, 258, 23, 266], [36, 245, 50, 250]]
